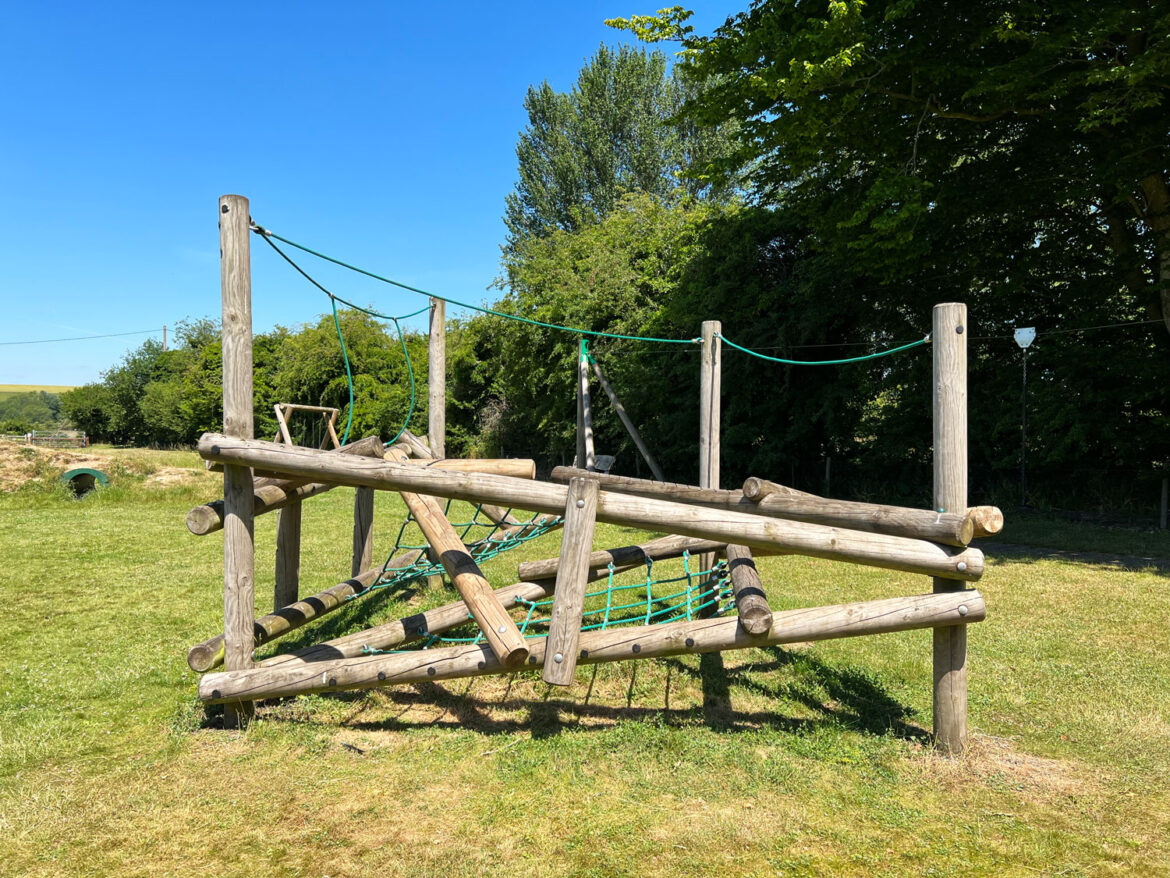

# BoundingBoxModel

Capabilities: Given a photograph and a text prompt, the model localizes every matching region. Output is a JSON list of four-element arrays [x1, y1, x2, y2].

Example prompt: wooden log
[[390, 456, 537, 479], [543, 477, 600, 686], [554, 467, 991, 548], [385, 447, 528, 666], [352, 487, 374, 577], [576, 340, 586, 469], [188, 481, 333, 536], [273, 502, 301, 609], [699, 320, 721, 576], [398, 428, 432, 459], [219, 193, 255, 728], [186, 550, 427, 673], [199, 589, 986, 703], [191, 435, 385, 535], [725, 545, 772, 635], [741, 477, 818, 503], [933, 302, 969, 754], [428, 297, 446, 459], [205, 434, 384, 479], [518, 534, 733, 582], [590, 358, 664, 481], [744, 475, 1004, 543], [198, 435, 985, 582], [580, 342, 596, 470]]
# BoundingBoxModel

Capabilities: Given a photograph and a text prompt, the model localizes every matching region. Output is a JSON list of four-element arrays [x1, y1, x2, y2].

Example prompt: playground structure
[[190, 195, 1002, 754]]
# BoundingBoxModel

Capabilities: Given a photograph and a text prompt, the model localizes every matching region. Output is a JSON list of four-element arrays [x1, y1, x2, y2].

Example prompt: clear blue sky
[[0, 2, 735, 386]]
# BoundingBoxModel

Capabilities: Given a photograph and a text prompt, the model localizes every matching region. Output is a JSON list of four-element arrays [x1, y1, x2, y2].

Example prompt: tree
[[503, 43, 735, 250], [607, 1, 1170, 506], [614, 1, 1170, 334]]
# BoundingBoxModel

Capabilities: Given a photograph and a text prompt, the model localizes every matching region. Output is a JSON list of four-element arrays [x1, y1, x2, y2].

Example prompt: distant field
[[0, 384, 76, 400]]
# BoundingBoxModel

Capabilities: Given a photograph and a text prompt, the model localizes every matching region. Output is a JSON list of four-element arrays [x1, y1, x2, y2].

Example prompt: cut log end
[[970, 505, 1005, 538], [188, 638, 224, 673], [741, 476, 768, 502], [186, 504, 219, 536]]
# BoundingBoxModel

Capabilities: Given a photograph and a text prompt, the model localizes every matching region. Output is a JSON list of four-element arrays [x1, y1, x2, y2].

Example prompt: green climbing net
[[340, 498, 733, 655]]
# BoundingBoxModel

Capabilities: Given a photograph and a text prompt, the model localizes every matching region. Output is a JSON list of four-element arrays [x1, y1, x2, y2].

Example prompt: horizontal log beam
[[197, 435, 984, 581], [188, 435, 385, 535], [553, 467, 996, 547], [389, 456, 537, 480], [741, 476, 1004, 542], [199, 589, 985, 703], [518, 534, 736, 582]]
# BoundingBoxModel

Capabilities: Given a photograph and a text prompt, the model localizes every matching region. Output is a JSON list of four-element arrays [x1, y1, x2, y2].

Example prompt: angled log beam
[[197, 434, 984, 582]]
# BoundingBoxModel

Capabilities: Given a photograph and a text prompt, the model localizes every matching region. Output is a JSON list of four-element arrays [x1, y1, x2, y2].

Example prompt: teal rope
[[330, 297, 355, 445], [718, 333, 930, 365], [252, 223, 699, 346], [261, 229, 419, 445]]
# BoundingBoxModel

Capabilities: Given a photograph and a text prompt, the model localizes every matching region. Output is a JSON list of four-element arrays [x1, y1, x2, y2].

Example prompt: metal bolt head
[[958, 604, 969, 616], [956, 325, 964, 334], [553, 653, 564, 663], [957, 561, 968, 573], [576, 499, 585, 508], [497, 625, 506, 634]]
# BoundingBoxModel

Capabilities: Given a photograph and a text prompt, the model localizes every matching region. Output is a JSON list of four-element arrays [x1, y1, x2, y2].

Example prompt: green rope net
[[349, 500, 564, 599], [336, 498, 733, 654]]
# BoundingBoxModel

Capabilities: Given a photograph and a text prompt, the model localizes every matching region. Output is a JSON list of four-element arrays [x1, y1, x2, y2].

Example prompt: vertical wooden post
[[428, 297, 446, 459], [699, 320, 721, 577], [932, 302, 968, 754], [579, 339, 596, 470], [543, 477, 601, 686], [576, 339, 586, 468], [273, 502, 301, 609], [219, 194, 255, 728], [352, 487, 375, 577]]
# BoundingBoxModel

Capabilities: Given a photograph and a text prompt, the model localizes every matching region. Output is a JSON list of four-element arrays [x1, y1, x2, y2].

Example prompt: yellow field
[[0, 383, 76, 400]]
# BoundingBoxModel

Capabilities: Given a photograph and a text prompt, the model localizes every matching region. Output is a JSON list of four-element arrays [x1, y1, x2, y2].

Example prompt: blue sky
[[0, 2, 735, 386]]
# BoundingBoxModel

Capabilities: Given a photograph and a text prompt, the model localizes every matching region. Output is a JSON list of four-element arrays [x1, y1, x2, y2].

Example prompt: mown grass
[[1, 448, 1168, 876]]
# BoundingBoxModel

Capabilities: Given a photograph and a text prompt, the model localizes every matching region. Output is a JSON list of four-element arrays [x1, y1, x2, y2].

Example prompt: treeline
[[69, 6, 1170, 515], [61, 316, 426, 448], [0, 391, 63, 433]]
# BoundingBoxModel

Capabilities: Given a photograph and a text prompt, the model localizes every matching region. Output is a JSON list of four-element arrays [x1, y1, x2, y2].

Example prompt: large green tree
[[503, 43, 734, 250]]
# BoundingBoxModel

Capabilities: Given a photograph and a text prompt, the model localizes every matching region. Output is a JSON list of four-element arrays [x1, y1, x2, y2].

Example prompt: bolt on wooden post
[[932, 302, 969, 754], [219, 194, 256, 728]]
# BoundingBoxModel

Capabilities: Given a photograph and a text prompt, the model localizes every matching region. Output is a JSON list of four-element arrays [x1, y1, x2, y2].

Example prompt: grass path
[[1, 449, 1168, 876]]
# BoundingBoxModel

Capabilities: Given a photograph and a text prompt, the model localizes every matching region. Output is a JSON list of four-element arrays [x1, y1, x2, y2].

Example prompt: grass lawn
[[1, 447, 1168, 876]]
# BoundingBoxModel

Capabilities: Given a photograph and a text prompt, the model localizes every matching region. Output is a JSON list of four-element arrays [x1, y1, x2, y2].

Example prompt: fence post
[[932, 302, 968, 754], [219, 193, 256, 728], [699, 320, 722, 579], [428, 297, 446, 459]]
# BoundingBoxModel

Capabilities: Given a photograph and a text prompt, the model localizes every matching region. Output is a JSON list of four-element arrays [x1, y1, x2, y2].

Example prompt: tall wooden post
[[932, 302, 968, 754], [428, 297, 446, 459], [274, 503, 301, 609], [219, 194, 255, 728], [352, 487, 374, 577], [699, 320, 721, 577], [578, 339, 595, 470]]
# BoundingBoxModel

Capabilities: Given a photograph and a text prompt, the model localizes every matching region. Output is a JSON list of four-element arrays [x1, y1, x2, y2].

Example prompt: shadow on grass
[[242, 645, 927, 743]]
